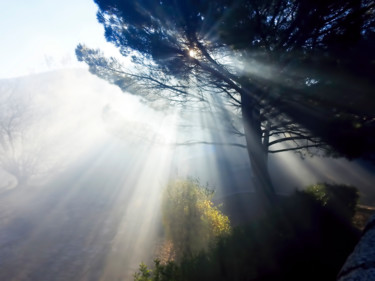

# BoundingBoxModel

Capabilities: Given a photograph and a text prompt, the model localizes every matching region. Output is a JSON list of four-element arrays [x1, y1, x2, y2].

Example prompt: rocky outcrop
[[338, 215, 375, 280]]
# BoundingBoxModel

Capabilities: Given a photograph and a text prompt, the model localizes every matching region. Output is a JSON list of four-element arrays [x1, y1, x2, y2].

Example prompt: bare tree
[[0, 82, 48, 188]]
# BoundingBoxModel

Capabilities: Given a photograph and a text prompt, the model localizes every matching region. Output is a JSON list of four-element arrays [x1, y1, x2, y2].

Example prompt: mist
[[0, 68, 374, 280]]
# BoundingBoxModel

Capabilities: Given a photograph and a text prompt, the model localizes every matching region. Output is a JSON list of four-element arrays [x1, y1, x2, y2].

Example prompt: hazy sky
[[0, 0, 117, 78]]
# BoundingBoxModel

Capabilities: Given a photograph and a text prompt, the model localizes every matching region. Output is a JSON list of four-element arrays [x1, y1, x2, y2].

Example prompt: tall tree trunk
[[241, 93, 276, 207]]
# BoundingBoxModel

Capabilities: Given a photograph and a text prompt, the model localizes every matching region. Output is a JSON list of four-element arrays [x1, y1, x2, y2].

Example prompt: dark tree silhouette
[[77, 0, 375, 203]]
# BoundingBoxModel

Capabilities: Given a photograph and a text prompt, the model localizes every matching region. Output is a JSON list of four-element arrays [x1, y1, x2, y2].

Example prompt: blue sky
[[0, 0, 117, 78]]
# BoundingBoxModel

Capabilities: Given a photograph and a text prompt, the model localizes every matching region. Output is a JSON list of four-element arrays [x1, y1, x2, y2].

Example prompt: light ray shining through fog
[[1, 0, 374, 280], [0, 66, 374, 280]]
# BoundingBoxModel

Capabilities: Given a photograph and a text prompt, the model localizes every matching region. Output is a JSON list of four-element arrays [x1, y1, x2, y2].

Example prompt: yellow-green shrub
[[161, 179, 230, 260]]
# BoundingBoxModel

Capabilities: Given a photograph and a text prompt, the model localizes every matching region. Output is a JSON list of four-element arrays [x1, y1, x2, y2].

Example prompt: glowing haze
[[0, 1, 375, 280]]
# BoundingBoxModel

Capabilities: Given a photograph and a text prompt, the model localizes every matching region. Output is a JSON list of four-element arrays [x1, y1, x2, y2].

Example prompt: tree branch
[[268, 143, 325, 153], [171, 140, 247, 149], [268, 135, 320, 146]]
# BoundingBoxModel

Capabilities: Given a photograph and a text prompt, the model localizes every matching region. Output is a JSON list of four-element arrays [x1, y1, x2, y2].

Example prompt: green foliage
[[134, 260, 179, 281], [162, 179, 231, 260], [133, 263, 152, 281], [135, 191, 360, 281], [304, 183, 359, 220]]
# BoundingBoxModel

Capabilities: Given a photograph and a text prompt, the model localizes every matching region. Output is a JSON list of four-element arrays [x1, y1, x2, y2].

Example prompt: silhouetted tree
[[0, 82, 49, 188], [77, 0, 375, 203]]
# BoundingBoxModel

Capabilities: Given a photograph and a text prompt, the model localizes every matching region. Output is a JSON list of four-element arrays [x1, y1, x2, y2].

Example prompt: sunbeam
[[1, 1, 375, 280]]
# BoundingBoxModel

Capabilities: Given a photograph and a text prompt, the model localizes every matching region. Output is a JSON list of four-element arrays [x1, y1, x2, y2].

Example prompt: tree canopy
[[77, 0, 375, 200]]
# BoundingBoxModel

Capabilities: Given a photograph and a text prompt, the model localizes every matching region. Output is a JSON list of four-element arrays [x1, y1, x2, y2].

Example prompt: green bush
[[304, 183, 359, 220], [133, 260, 179, 281], [135, 190, 360, 281], [161, 179, 231, 260]]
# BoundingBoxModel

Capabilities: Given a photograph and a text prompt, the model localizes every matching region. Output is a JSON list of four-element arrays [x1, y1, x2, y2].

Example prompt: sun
[[189, 49, 197, 58]]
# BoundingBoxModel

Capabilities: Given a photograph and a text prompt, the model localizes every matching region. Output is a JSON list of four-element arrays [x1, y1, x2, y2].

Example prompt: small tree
[[162, 179, 230, 260], [0, 82, 40, 187], [0, 81, 63, 188]]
